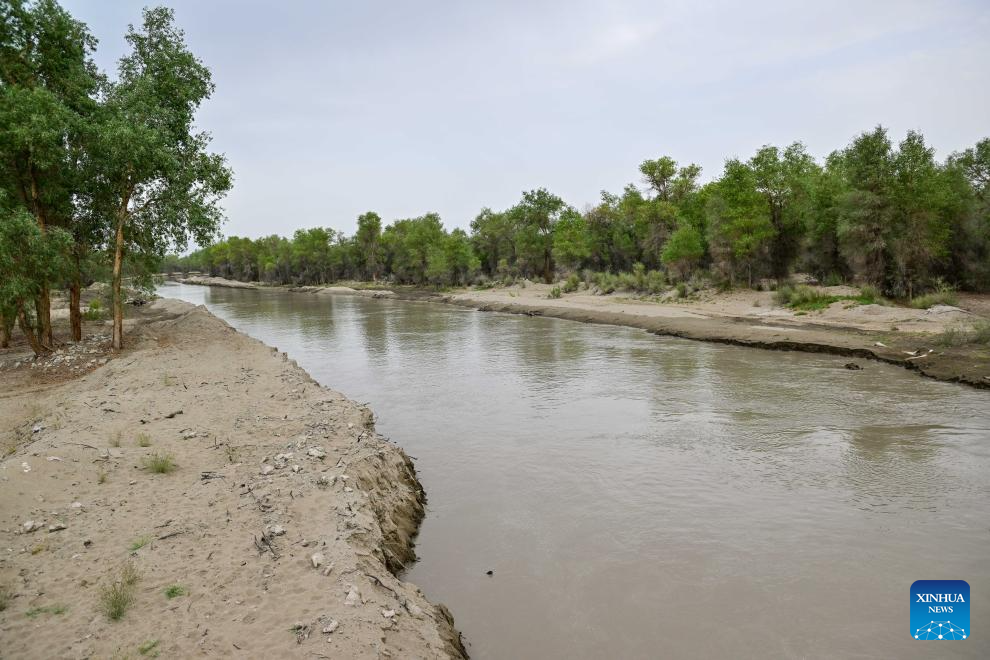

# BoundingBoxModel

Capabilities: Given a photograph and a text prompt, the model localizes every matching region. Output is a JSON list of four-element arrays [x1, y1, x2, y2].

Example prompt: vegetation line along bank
[[175, 133, 989, 305]]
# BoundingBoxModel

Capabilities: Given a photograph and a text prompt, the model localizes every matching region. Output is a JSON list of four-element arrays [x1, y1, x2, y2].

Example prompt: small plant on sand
[[0, 584, 12, 611], [100, 563, 140, 621], [164, 585, 186, 599], [934, 321, 990, 347], [82, 299, 104, 321], [548, 286, 561, 299], [136, 433, 152, 447], [562, 273, 580, 293], [129, 536, 151, 552], [109, 431, 122, 448], [142, 452, 175, 474], [138, 639, 160, 657], [121, 562, 140, 587], [910, 285, 959, 309], [25, 603, 67, 618], [100, 582, 134, 621], [775, 283, 885, 311], [98, 470, 108, 484]]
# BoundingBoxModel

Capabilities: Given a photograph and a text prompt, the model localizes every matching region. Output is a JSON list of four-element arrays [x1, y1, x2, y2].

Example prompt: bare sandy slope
[[0, 300, 464, 659], [436, 283, 990, 389]]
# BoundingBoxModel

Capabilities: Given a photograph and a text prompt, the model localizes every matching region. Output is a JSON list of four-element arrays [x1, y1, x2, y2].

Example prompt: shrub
[[0, 584, 12, 611], [548, 286, 561, 299], [910, 289, 959, 309], [136, 433, 151, 447], [82, 299, 104, 321], [858, 285, 883, 305], [25, 604, 67, 618], [593, 272, 619, 294], [100, 582, 134, 621], [129, 536, 151, 552], [138, 640, 160, 656], [824, 272, 845, 287], [935, 321, 990, 347], [675, 282, 689, 299], [164, 585, 186, 599], [562, 273, 580, 293], [643, 269, 667, 294], [142, 453, 175, 474]]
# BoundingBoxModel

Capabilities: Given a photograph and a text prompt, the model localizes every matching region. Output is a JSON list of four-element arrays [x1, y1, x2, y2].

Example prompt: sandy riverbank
[[262, 279, 988, 389], [437, 283, 990, 389], [0, 300, 465, 659]]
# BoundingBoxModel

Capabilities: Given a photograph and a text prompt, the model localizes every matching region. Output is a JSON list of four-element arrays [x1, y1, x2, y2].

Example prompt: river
[[159, 282, 989, 659]]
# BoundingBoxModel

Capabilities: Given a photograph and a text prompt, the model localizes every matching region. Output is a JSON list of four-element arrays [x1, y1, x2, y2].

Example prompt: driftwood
[[254, 529, 280, 559]]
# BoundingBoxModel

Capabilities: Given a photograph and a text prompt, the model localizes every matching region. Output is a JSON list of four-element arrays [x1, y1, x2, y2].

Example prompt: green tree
[[0, 0, 100, 346], [90, 7, 232, 350], [836, 126, 894, 288], [470, 207, 515, 276], [552, 208, 592, 271], [948, 138, 990, 288], [888, 131, 956, 297], [707, 159, 774, 286], [355, 211, 382, 280], [511, 188, 567, 282], [661, 223, 705, 281], [748, 143, 817, 280], [0, 206, 72, 354]]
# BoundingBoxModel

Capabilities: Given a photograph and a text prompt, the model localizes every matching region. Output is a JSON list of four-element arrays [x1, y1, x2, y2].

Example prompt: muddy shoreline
[[172, 276, 989, 390], [0, 299, 466, 659]]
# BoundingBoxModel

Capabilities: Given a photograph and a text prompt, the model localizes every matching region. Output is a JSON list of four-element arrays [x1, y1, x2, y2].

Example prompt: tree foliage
[[178, 128, 989, 297]]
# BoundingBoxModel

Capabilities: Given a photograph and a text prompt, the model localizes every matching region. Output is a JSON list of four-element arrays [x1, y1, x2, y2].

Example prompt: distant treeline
[[173, 128, 989, 297]]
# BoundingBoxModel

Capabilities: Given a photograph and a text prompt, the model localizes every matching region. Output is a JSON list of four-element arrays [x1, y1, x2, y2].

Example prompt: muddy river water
[[160, 283, 989, 659]]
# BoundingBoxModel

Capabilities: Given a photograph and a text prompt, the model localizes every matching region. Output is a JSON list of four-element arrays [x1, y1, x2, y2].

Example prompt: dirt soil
[[0, 300, 465, 659], [432, 283, 990, 390]]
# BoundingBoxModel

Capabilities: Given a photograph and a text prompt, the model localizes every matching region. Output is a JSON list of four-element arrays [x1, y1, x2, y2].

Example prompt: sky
[[63, 0, 990, 242]]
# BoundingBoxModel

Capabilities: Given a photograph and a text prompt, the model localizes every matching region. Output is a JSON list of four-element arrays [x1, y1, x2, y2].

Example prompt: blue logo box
[[911, 580, 970, 640]]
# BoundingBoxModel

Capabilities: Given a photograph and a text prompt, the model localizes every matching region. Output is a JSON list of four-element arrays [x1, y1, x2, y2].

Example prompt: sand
[[0, 300, 465, 659], [433, 283, 990, 389]]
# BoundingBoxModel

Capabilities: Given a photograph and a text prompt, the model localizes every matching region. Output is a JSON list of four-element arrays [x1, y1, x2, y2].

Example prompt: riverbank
[[436, 283, 990, 389], [0, 300, 465, 659], [183, 275, 988, 390]]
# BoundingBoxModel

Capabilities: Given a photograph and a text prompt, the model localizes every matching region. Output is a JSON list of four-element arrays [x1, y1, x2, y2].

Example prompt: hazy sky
[[64, 0, 990, 241]]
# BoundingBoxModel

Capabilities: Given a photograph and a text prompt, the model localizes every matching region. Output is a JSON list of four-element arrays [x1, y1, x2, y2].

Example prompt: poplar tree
[[90, 7, 231, 350]]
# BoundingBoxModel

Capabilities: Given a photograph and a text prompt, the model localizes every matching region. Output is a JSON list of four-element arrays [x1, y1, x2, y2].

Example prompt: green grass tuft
[[775, 284, 887, 311], [136, 433, 152, 447], [100, 583, 133, 621], [138, 639, 160, 656], [129, 536, 151, 552], [934, 321, 990, 347], [164, 585, 186, 599], [910, 290, 959, 309], [142, 452, 175, 474], [25, 603, 67, 618]]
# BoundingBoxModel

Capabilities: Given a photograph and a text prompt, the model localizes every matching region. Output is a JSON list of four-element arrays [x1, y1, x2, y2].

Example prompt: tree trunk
[[38, 285, 53, 348], [17, 303, 45, 355], [70, 278, 82, 342], [69, 249, 83, 342], [0, 312, 9, 348], [111, 212, 126, 352]]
